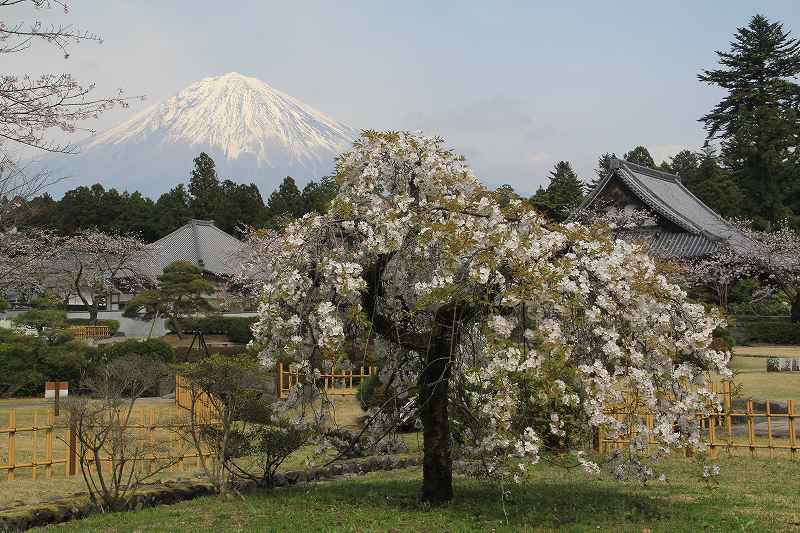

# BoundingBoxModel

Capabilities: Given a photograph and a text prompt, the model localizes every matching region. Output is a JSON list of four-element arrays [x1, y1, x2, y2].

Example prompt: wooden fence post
[[724, 382, 733, 455], [746, 399, 755, 458], [789, 400, 797, 461], [67, 418, 77, 476], [31, 412, 38, 480], [277, 361, 284, 399], [766, 401, 773, 459], [149, 408, 156, 473], [46, 410, 54, 479], [7, 409, 16, 481]]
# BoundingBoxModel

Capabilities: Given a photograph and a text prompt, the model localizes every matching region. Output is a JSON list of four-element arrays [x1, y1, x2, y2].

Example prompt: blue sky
[[6, 0, 800, 195]]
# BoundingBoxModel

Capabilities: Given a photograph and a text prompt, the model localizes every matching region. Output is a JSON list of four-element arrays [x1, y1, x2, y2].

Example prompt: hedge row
[[96, 338, 176, 364], [66, 318, 121, 336], [737, 321, 800, 344], [175, 316, 257, 344]]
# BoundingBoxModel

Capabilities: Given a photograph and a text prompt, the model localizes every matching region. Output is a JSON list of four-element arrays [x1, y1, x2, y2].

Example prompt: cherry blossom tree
[[42, 230, 156, 323], [741, 222, 800, 321], [0, 1, 139, 226], [683, 245, 753, 311], [0, 227, 59, 291], [245, 131, 731, 503]]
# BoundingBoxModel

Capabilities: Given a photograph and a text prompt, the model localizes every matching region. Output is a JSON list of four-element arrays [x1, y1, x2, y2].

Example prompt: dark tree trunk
[[791, 291, 800, 323], [420, 328, 454, 504]]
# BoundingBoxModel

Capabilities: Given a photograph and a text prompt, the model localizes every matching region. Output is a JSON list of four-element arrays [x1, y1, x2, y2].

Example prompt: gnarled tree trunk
[[420, 334, 453, 503], [791, 291, 800, 323]]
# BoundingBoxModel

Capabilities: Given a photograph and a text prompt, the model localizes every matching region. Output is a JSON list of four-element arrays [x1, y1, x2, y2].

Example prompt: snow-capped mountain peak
[[46, 73, 358, 195]]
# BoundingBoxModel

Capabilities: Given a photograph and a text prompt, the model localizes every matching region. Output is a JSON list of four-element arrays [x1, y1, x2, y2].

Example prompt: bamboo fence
[[68, 325, 110, 341], [0, 406, 211, 483], [597, 381, 798, 459], [276, 362, 378, 399], [175, 375, 216, 420]]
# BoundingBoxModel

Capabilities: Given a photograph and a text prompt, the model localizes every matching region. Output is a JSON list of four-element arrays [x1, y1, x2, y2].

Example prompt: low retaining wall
[[0, 455, 421, 532]]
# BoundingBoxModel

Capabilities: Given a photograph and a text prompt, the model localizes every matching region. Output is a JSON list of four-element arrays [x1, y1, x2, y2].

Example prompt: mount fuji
[[42, 72, 358, 195]]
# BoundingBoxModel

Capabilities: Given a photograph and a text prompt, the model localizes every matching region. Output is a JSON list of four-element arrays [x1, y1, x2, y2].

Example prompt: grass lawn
[[723, 351, 800, 402], [34, 456, 800, 532], [734, 345, 800, 358]]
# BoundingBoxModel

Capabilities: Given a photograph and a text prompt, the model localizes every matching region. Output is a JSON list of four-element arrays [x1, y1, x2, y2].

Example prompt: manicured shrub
[[738, 321, 800, 344], [97, 338, 175, 365], [225, 317, 256, 344], [356, 374, 385, 412], [712, 326, 735, 351], [175, 316, 257, 344], [0, 329, 93, 396]]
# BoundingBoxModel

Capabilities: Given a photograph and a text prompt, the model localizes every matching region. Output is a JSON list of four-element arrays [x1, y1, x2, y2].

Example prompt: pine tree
[[588, 152, 617, 192], [188, 152, 222, 220], [155, 185, 193, 236], [539, 161, 584, 221], [623, 146, 655, 168], [691, 147, 745, 219], [265, 176, 305, 226], [699, 14, 800, 224], [301, 176, 338, 214], [216, 180, 265, 234], [665, 150, 700, 180], [125, 261, 215, 339]]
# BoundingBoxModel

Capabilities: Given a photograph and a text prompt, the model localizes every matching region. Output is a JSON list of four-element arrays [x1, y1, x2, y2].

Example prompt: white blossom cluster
[[242, 131, 732, 484]]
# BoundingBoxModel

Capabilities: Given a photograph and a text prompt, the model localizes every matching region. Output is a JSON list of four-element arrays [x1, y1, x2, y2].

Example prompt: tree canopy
[[241, 131, 731, 503]]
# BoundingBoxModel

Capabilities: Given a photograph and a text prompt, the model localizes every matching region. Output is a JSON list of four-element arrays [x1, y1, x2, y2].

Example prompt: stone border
[[0, 455, 421, 532]]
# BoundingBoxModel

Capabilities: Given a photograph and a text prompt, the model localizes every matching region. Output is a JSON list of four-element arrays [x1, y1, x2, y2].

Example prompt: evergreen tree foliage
[[664, 150, 700, 179], [189, 152, 222, 220], [215, 180, 265, 234], [125, 260, 215, 339], [265, 176, 305, 225], [699, 14, 800, 224], [301, 176, 338, 214], [588, 152, 616, 191], [155, 185, 193, 237], [623, 146, 656, 168], [531, 161, 585, 221]]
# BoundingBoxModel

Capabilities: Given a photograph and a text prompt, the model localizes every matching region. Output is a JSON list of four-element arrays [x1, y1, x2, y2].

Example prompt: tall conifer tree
[[699, 14, 800, 224]]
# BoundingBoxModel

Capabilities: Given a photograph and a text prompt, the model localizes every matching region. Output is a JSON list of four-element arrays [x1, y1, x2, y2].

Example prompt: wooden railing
[[598, 382, 799, 459], [277, 362, 377, 399], [68, 325, 110, 341]]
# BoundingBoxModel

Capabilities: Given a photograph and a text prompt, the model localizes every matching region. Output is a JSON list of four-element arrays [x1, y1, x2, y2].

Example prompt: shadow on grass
[[240, 472, 704, 531]]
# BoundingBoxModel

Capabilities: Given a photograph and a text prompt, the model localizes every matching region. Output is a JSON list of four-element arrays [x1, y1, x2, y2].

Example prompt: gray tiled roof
[[146, 220, 242, 277], [577, 159, 751, 258]]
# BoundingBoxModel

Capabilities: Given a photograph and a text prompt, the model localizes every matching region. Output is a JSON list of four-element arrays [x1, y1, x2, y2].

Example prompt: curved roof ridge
[[615, 162, 703, 234]]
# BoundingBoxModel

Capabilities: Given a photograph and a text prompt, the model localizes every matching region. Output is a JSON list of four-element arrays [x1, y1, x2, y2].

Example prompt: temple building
[[574, 158, 750, 258]]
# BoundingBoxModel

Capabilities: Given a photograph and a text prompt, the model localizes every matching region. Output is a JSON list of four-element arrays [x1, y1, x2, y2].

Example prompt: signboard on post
[[44, 381, 69, 399], [45, 381, 69, 417]]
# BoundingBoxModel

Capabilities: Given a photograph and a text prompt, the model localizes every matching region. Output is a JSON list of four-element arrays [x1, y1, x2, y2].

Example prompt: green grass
[[734, 345, 800, 358], [707, 346, 800, 402], [33, 456, 800, 532]]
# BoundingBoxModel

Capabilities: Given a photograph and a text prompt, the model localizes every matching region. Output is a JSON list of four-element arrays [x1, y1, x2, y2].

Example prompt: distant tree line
[[17, 152, 338, 242]]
